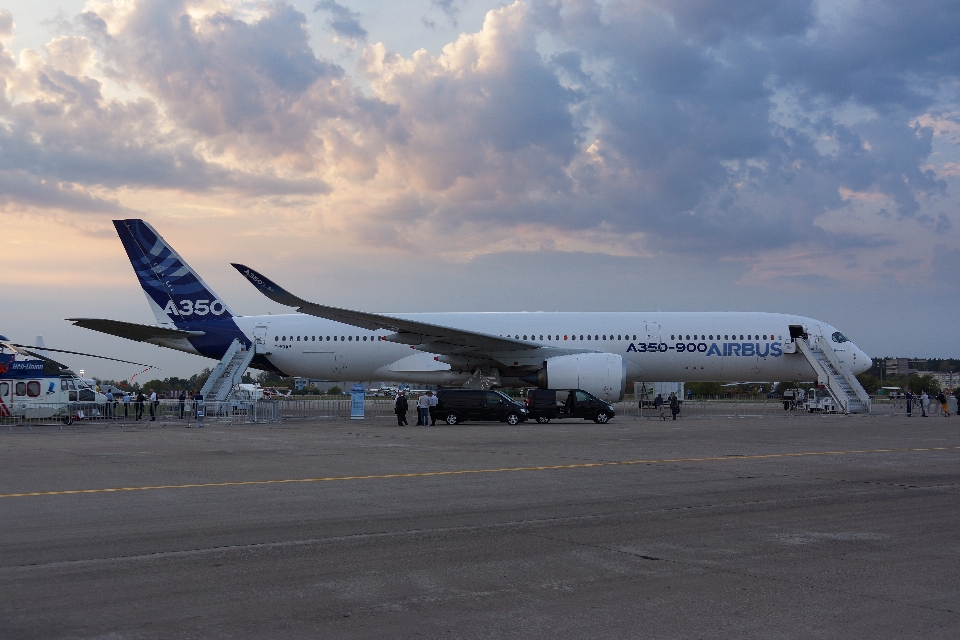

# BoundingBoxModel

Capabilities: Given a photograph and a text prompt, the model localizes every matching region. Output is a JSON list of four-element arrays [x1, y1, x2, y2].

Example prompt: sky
[[1, 0, 958, 381]]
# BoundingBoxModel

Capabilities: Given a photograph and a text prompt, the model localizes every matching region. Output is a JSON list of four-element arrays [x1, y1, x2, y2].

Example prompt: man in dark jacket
[[669, 392, 680, 420], [395, 392, 409, 426], [135, 391, 145, 420]]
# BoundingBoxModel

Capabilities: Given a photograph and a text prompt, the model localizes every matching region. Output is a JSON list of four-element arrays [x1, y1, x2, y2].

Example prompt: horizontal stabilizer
[[67, 318, 204, 343]]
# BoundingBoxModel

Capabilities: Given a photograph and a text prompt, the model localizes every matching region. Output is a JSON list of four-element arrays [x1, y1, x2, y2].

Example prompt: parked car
[[525, 388, 616, 424], [435, 389, 529, 425]]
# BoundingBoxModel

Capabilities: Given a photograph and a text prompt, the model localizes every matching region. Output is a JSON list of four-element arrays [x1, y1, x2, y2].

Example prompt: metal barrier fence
[[4, 395, 949, 430], [2, 399, 281, 429]]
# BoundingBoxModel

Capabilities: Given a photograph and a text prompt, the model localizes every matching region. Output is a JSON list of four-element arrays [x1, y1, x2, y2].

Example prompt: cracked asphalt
[[2, 413, 959, 638]]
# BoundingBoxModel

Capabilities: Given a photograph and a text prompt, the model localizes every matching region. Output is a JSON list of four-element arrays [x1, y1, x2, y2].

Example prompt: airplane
[[67, 219, 873, 403]]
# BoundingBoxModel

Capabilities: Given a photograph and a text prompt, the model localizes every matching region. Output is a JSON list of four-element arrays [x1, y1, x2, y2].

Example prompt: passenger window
[[575, 391, 590, 402], [671, 335, 675, 340], [297, 336, 300, 341], [0, 382, 8, 396], [61, 380, 68, 391], [587, 335, 591, 340], [16, 382, 26, 396], [27, 381, 40, 397], [485, 391, 503, 404], [274, 336, 278, 341], [282, 336, 286, 341]]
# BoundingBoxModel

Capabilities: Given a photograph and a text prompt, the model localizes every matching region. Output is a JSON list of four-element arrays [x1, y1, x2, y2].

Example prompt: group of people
[[98, 389, 204, 422], [651, 392, 681, 421], [394, 390, 438, 426], [904, 389, 955, 417]]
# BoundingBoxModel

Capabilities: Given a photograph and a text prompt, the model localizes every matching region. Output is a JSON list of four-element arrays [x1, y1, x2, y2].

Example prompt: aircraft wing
[[66, 318, 205, 343], [231, 264, 538, 354]]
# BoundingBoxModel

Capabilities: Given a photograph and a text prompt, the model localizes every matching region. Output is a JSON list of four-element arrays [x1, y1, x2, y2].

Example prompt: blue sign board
[[350, 383, 365, 420]]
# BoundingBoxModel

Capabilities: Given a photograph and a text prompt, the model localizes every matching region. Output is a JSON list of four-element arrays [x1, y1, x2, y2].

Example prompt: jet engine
[[521, 353, 627, 402]]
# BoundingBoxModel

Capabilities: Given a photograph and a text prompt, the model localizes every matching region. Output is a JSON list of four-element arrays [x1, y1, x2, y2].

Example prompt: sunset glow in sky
[[1, 0, 958, 379]]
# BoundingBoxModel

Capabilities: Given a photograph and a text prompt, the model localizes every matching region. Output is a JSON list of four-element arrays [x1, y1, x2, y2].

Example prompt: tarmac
[[2, 412, 959, 639]]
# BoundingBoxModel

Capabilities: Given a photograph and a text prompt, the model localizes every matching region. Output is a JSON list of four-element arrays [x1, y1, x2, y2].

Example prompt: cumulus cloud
[[314, 0, 367, 43], [0, 0, 958, 283], [0, 10, 13, 39]]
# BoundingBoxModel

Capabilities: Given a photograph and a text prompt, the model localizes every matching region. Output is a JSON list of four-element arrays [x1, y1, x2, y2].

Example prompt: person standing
[[104, 390, 114, 418], [135, 390, 145, 420], [192, 390, 204, 427], [905, 390, 913, 416], [417, 391, 430, 426], [178, 390, 187, 419], [149, 389, 158, 421], [936, 391, 949, 417], [921, 390, 929, 417], [669, 392, 680, 420], [654, 393, 665, 421], [394, 391, 408, 426], [428, 390, 438, 426], [123, 392, 130, 418]]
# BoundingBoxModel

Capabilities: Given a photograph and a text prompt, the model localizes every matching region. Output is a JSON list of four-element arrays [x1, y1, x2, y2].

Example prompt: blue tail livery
[[92, 219, 274, 368], [114, 219, 236, 327]]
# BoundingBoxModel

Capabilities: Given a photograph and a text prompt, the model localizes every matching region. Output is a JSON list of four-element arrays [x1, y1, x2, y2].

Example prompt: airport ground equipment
[[525, 388, 616, 424], [794, 337, 871, 414], [199, 339, 255, 403], [802, 387, 840, 413]]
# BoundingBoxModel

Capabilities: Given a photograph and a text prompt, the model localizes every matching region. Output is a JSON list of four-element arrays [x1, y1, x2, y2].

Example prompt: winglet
[[231, 264, 307, 309]]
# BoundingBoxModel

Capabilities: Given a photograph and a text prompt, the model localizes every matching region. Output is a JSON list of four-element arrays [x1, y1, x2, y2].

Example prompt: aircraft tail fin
[[113, 219, 235, 326]]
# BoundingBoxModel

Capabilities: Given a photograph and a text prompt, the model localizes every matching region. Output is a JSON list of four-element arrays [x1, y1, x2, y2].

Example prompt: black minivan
[[435, 389, 529, 425], [524, 389, 616, 424]]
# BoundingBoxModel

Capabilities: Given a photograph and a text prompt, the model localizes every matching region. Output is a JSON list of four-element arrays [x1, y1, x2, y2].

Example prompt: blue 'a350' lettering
[[164, 299, 226, 317]]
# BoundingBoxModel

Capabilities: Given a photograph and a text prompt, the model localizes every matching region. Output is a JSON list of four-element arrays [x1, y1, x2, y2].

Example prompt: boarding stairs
[[796, 337, 871, 414], [200, 339, 255, 403]]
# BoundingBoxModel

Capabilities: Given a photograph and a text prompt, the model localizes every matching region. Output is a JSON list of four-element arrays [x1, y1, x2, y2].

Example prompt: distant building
[[884, 358, 928, 377], [911, 371, 958, 389]]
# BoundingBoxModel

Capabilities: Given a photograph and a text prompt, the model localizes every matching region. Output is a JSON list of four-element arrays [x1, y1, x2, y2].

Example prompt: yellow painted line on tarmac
[[3, 445, 959, 499]]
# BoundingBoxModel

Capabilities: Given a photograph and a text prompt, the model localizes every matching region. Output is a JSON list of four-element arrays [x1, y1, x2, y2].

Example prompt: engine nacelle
[[526, 353, 627, 402]]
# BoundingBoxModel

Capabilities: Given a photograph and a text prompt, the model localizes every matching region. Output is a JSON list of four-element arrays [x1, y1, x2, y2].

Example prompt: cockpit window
[[831, 331, 849, 343]]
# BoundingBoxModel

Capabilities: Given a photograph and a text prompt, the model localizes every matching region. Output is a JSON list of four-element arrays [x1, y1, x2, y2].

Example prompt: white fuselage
[[226, 312, 871, 384]]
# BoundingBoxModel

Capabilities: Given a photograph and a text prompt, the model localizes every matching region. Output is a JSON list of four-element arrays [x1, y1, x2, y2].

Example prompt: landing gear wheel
[[445, 413, 459, 425], [594, 411, 610, 424], [536, 415, 551, 424], [505, 412, 521, 426]]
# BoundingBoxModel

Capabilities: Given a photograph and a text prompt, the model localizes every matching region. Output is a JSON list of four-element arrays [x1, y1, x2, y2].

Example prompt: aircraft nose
[[856, 347, 872, 374]]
